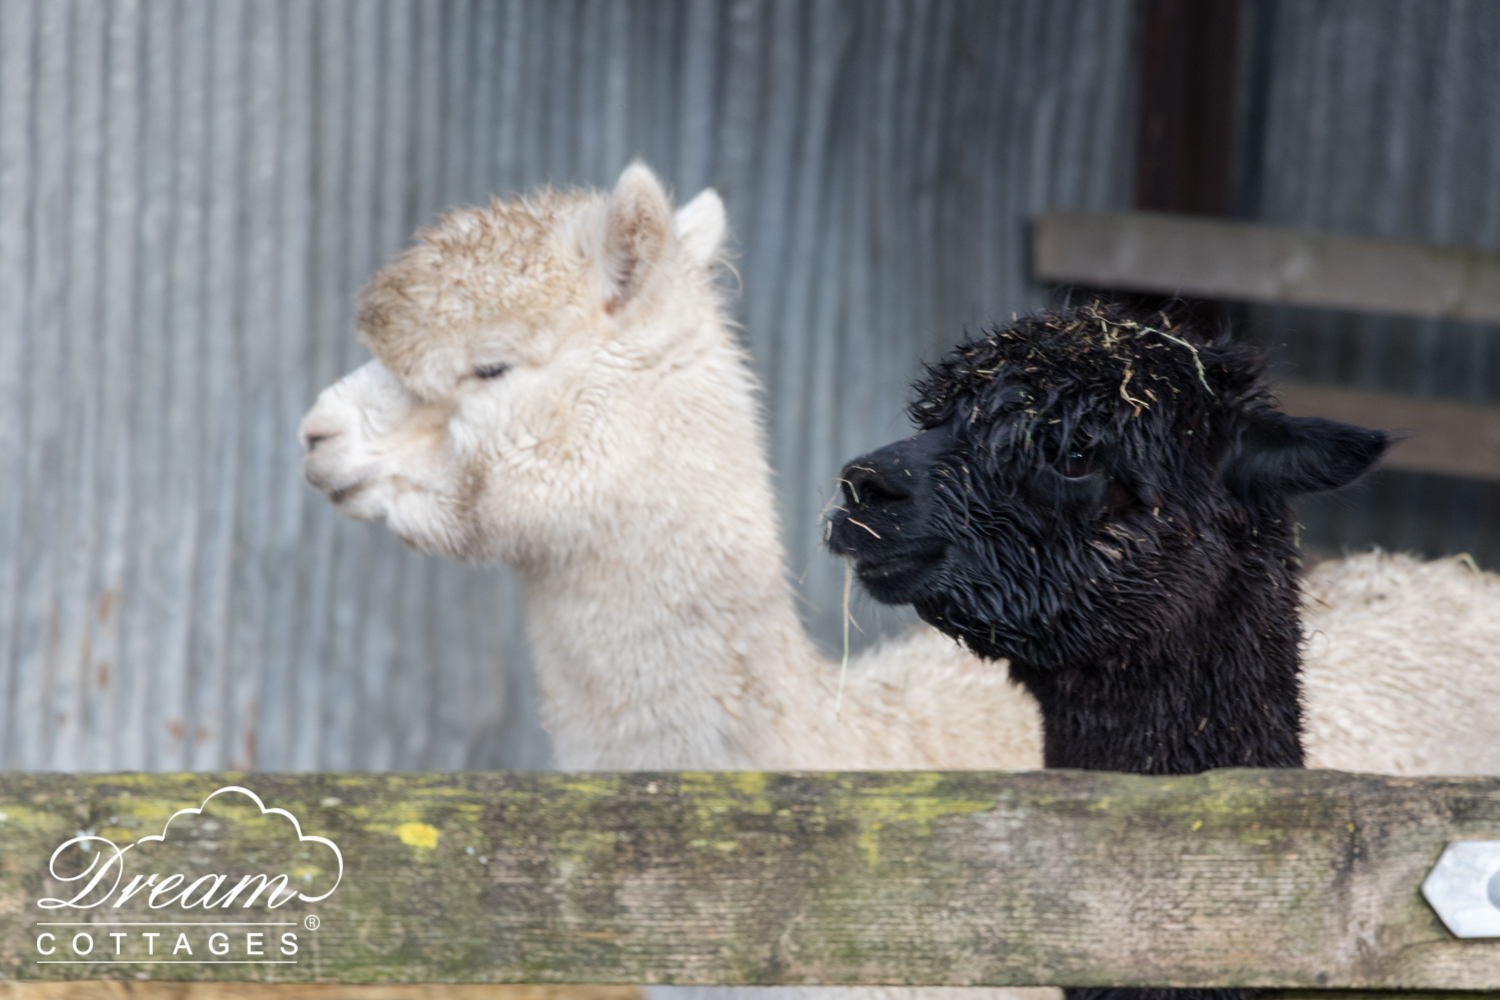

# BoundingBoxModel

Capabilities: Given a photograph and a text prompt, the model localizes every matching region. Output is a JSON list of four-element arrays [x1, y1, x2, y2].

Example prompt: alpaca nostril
[[300, 427, 343, 452], [841, 462, 911, 507]]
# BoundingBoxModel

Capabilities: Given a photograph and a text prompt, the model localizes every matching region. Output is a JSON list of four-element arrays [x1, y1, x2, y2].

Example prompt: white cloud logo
[[39, 785, 344, 910]]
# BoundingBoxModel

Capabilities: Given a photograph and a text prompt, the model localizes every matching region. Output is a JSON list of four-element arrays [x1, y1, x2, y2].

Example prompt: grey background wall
[[4, 0, 1495, 773]]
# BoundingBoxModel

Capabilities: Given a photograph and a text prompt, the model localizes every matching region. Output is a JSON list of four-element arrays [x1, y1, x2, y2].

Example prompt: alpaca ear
[[1225, 410, 1389, 498], [674, 188, 726, 264], [599, 162, 673, 312]]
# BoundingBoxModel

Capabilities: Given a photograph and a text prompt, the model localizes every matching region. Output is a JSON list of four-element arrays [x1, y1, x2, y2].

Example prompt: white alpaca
[[298, 163, 1042, 773]]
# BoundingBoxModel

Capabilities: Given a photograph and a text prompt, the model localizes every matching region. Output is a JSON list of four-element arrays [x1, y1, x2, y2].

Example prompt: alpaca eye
[[1060, 450, 1092, 478], [473, 363, 510, 380]]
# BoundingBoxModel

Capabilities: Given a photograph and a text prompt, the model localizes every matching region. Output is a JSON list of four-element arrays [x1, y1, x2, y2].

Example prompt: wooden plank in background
[[3, 771, 1500, 988], [1034, 211, 1500, 324], [1275, 382, 1500, 483]]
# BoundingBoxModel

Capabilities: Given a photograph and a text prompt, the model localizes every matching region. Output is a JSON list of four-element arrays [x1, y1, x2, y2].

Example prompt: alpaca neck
[[519, 334, 825, 771], [1020, 523, 1306, 775], [522, 506, 822, 771], [1050, 523, 1300, 1000]]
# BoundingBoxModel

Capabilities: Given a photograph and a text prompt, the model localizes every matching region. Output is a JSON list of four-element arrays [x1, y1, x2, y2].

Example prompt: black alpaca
[[826, 303, 1387, 1000]]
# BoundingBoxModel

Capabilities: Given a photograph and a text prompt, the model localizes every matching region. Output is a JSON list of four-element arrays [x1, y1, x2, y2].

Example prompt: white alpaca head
[[298, 164, 730, 567]]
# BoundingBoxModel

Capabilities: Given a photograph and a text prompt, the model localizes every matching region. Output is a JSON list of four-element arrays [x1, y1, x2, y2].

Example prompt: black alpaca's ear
[[1225, 410, 1389, 499]]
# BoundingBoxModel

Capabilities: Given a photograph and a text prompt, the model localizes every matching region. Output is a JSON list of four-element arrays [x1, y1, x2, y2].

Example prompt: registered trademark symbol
[[304, 914, 320, 931]]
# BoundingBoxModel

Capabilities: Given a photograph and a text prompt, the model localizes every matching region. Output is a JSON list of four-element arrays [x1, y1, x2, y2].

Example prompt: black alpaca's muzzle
[[826, 431, 955, 604]]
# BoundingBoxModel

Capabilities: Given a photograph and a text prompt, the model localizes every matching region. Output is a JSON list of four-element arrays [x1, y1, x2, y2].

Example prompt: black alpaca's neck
[[1048, 525, 1302, 1000], [1017, 527, 1306, 775]]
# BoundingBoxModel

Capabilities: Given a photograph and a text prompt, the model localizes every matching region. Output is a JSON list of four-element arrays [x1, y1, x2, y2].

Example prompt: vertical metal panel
[[0, 0, 1137, 771], [1244, 0, 1500, 566], [0, 0, 35, 775]]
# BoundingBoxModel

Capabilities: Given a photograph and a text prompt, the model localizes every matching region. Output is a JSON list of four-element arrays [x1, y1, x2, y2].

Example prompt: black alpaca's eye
[[1060, 449, 1092, 479], [473, 363, 510, 380]]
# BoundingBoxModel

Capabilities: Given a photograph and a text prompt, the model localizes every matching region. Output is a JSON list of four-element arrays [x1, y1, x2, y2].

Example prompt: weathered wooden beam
[[1263, 994, 1500, 1000], [2, 771, 1500, 988], [1274, 381, 1500, 483], [0, 990, 1487, 1000], [0, 978, 1478, 1000], [0, 987, 639, 1000], [1033, 210, 1500, 324], [4, 988, 1483, 1000]]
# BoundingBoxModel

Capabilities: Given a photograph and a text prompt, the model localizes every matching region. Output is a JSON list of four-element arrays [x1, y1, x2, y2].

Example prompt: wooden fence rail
[[0, 770, 1497, 990]]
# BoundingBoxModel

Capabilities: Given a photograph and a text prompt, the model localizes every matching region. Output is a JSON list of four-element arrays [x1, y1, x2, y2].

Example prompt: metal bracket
[[1422, 840, 1500, 937]]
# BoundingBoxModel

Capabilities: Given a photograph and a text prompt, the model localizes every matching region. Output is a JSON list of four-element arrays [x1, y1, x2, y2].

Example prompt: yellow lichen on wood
[[397, 823, 441, 850]]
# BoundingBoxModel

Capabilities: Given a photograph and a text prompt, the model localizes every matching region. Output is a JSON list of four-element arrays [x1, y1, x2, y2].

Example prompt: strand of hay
[[835, 560, 852, 721]]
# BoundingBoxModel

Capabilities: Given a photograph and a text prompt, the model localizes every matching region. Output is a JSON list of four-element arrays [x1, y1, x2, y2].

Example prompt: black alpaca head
[[826, 303, 1388, 774]]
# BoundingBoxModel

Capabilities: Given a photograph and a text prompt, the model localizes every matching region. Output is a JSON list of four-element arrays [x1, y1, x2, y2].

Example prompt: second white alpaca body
[[1301, 550, 1500, 775]]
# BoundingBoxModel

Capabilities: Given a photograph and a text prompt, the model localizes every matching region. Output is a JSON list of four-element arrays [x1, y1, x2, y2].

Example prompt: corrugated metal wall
[[0, 0, 1138, 772], [0, 0, 537, 773], [1241, 0, 1500, 566]]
